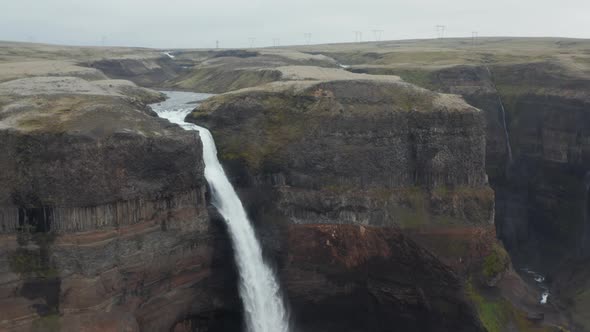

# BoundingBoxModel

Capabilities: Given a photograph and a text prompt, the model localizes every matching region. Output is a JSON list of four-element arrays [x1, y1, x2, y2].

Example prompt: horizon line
[[1, 35, 589, 50]]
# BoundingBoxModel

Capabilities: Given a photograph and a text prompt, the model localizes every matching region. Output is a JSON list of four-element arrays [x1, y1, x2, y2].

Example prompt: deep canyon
[[1, 37, 590, 331]]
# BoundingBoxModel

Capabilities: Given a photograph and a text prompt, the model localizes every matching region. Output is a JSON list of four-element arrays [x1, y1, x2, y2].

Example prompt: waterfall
[[153, 91, 290, 332], [485, 66, 513, 164]]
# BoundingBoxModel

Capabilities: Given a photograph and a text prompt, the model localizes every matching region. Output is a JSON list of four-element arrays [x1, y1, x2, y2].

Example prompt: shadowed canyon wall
[[188, 79, 496, 331]]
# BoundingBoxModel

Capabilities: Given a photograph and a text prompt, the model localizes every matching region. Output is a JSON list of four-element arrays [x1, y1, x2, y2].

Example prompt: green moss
[[571, 287, 590, 329], [389, 69, 439, 90], [8, 248, 59, 278], [377, 51, 468, 66], [201, 91, 317, 172], [392, 187, 430, 228], [173, 67, 281, 93], [466, 280, 508, 332], [432, 185, 494, 201], [482, 243, 510, 278], [420, 234, 473, 257], [32, 314, 61, 332], [466, 279, 554, 332], [319, 184, 493, 229]]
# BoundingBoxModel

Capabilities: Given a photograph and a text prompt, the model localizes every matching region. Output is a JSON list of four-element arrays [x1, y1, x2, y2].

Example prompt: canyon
[[0, 37, 589, 331]]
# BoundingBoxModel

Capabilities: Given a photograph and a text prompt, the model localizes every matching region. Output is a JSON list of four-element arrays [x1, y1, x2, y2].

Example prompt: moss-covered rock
[[466, 280, 556, 332], [482, 243, 511, 285]]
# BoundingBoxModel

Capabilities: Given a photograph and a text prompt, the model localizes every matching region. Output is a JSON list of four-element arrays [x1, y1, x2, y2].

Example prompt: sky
[[1, 0, 589, 48]]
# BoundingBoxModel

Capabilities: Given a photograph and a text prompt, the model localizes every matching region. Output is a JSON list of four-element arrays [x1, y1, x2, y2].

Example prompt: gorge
[[152, 91, 289, 332], [1, 37, 590, 332]]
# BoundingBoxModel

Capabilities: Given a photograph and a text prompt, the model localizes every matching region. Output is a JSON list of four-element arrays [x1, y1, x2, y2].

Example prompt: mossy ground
[[172, 66, 281, 93], [9, 248, 59, 278], [571, 287, 590, 329], [32, 314, 61, 332], [10, 228, 58, 278], [466, 280, 555, 332], [482, 243, 510, 279]]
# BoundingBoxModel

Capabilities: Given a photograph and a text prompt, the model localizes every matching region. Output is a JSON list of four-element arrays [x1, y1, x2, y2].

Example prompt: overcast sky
[[1, 0, 589, 48]]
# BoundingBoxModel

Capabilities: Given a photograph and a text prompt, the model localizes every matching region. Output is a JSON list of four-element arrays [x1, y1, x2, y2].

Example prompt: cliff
[[188, 71, 495, 255], [187, 70, 495, 330], [342, 53, 590, 330], [283, 224, 484, 332], [377, 60, 590, 268], [0, 76, 239, 331]]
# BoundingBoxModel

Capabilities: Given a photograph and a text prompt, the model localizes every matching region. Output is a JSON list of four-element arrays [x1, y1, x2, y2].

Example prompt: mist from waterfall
[[152, 91, 290, 332]]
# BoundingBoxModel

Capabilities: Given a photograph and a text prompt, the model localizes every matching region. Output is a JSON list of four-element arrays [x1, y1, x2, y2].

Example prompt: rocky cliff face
[[189, 78, 495, 254], [283, 224, 484, 332], [381, 61, 590, 330], [0, 77, 240, 331], [187, 74, 495, 330], [396, 62, 590, 266]]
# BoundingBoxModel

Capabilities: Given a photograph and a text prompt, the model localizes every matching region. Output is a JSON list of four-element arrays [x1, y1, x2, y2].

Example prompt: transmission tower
[[304, 33, 312, 45], [353, 31, 362, 43], [273, 38, 280, 47], [249, 37, 256, 48], [216, 40, 219, 49], [471, 31, 478, 46], [372, 29, 384, 42], [435, 25, 446, 39]]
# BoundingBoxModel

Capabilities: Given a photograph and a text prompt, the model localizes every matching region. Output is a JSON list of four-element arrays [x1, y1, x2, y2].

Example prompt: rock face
[[408, 62, 590, 266], [385, 61, 590, 330], [0, 77, 240, 331], [283, 224, 484, 332], [188, 76, 494, 330], [189, 78, 495, 252]]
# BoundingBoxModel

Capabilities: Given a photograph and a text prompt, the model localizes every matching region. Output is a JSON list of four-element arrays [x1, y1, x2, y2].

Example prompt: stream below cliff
[[151, 91, 290, 332], [521, 267, 550, 304]]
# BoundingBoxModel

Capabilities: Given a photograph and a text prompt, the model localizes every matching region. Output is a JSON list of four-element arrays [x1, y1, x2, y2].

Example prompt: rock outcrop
[[187, 72, 495, 330], [0, 76, 239, 331], [391, 61, 590, 267], [189, 73, 495, 256], [283, 224, 484, 332], [370, 60, 590, 330]]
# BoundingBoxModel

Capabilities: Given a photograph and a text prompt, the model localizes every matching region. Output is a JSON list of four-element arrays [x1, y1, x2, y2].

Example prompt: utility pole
[[216, 40, 219, 49], [435, 25, 446, 39], [249, 37, 256, 48], [101, 36, 107, 47], [471, 31, 478, 46], [372, 29, 384, 42], [273, 38, 280, 47], [304, 33, 312, 45], [353, 31, 362, 43]]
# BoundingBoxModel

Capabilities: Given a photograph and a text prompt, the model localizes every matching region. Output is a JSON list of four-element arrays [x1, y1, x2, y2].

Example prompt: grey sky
[[1, 0, 589, 48]]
